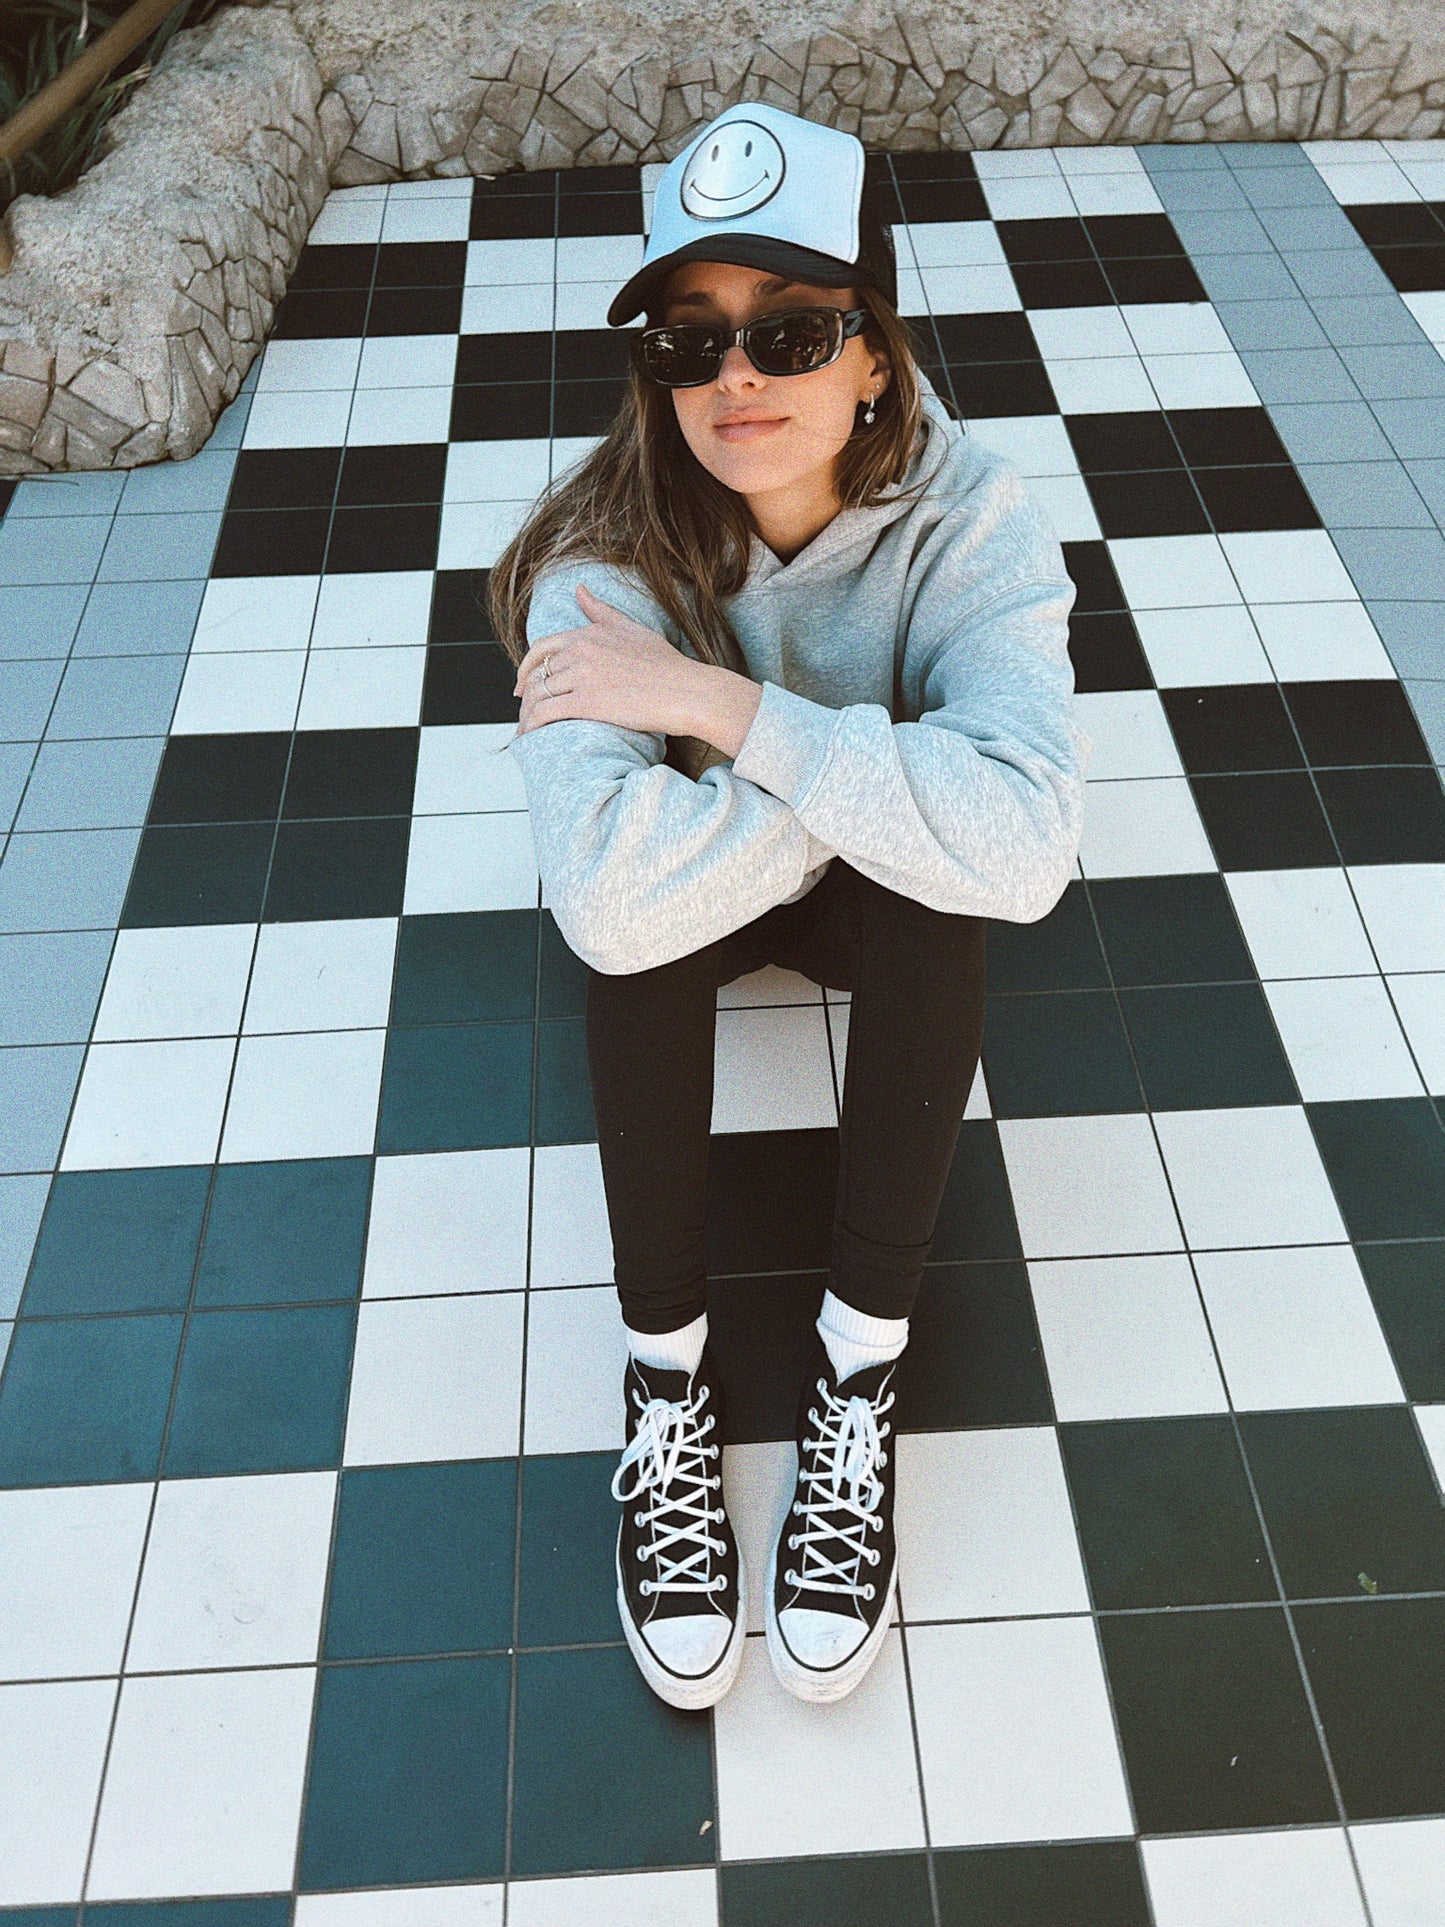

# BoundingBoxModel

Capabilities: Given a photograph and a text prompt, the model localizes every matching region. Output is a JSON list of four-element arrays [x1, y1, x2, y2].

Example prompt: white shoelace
[[611, 1384, 727, 1599], [784, 1377, 895, 1602]]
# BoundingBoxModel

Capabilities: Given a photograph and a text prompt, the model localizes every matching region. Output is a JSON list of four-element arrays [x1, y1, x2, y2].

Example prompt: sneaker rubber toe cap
[[643, 1612, 733, 1678], [778, 1606, 867, 1670]]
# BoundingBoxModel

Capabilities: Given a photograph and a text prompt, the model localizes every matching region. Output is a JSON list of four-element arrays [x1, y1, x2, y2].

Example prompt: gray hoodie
[[503, 370, 1094, 976]]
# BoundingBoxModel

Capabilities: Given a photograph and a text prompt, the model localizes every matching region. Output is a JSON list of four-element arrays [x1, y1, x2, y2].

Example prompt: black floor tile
[[21, 1166, 209, 1317], [149, 732, 290, 823], [121, 823, 275, 927], [456, 332, 553, 384], [262, 816, 413, 922], [228, 446, 342, 511], [1194, 464, 1322, 532], [429, 567, 496, 644], [922, 1117, 1025, 1265], [949, 360, 1057, 416], [1086, 469, 1210, 538], [162, 1302, 355, 1478], [537, 912, 590, 1021], [376, 1020, 534, 1154], [422, 640, 518, 725], [270, 288, 369, 339], [1100, 1606, 1336, 1832], [1162, 685, 1306, 775], [1118, 981, 1299, 1110], [1238, 1406, 1445, 1600], [558, 188, 643, 236], [1345, 202, 1445, 249], [335, 442, 448, 507], [1306, 1098, 1445, 1241], [1067, 411, 1182, 473], [534, 1014, 597, 1145], [0, 1312, 184, 1486], [1089, 873, 1255, 985], [326, 501, 440, 573], [211, 507, 331, 577], [1314, 767, 1445, 863], [194, 1157, 371, 1308], [1062, 1415, 1273, 1608], [1356, 1240, 1445, 1401], [1105, 255, 1208, 303], [324, 1459, 517, 1659], [982, 988, 1145, 1115], [1371, 245, 1445, 294], [554, 377, 631, 437], [518, 1451, 620, 1647], [708, 1270, 826, 1445], [932, 310, 1039, 363], [373, 241, 468, 289], [1294, 1597, 1445, 1819], [934, 1841, 1152, 1927], [721, 1852, 934, 1927], [280, 728, 418, 818], [449, 381, 552, 440], [298, 1655, 509, 1888], [705, 1128, 837, 1279], [898, 180, 991, 223], [996, 216, 1093, 263], [986, 880, 1111, 992], [510, 1645, 714, 1876], [1011, 259, 1115, 308], [1189, 771, 1338, 869], [1283, 679, 1433, 767], [554, 327, 634, 381], [1062, 539, 1129, 611], [290, 242, 376, 292], [365, 285, 462, 334], [470, 188, 556, 242], [1086, 213, 1187, 259], [1168, 405, 1291, 467], [1068, 608, 1153, 692], [898, 1259, 1054, 1431], [391, 910, 537, 1025]]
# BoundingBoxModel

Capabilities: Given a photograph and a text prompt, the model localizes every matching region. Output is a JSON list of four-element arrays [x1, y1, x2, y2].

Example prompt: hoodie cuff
[[730, 678, 840, 810]]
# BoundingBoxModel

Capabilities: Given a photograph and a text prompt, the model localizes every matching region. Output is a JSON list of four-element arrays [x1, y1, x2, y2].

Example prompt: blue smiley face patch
[[679, 120, 787, 221]]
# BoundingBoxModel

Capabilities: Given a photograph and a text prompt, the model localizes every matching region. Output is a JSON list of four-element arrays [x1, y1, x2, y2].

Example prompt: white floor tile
[[1310, 161, 1418, 206], [343, 1292, 524, 1464], [528, 1141, 614, 1292], [1221, 528, 1357, 604], [906, 219, 1008, 268], [297, 1889, 504, 1926], [1027, 472, 1102, 541], [712, 1003, 838, 1133], [521, 1284, 627, 1455], [296, 642, 428, 729], [1067, 172, 1164, 216], [444, 438, 552, 506], [509, 1870, 715, 1927], [404, 810, 539, 915], [1195, 1244, 1405, 1410], [715, 1631, 925, 1860], [0, 1483, 151, 1681], [465, 236, 555, 286], [918, 263, 1023, 313], [717, 962, 824, 1008], [552, 280, 629, 332], [414, 723, 527, 816], [311, 570, 435, 650], [723, 1440, 796, 1634], [241, 917, 396, 1034], [1224, 868, 1378, 979], [344, 385, 454, 446], [909, 1615, 1133, 1846], [1030, 1251, 1228, 1420], [1143, 351, 1259, 411], [87, 1665, 315, 1899], [895, 1427, 1090, 1620], [1264, 974, 1425, 1100], [242, 388, 353, 448], [1403, 289, 1445, 346], [1135, 604, 1274, 687], [974, 149, 1063, 179], [364, 1147, 531, 1298], [463, 281, 553, 334], [0, 1677, 116, 1904], [219, 1027, 386, 1162], [127, 1471, 335, 1672], [61, 1036, 237, 1170], [1044, 354, 1158, 413], [1350, 1815, 1445, 1927], [1078, 775, 1218, 877], [1348, 864, 1445, 972], [1154, 1106, 1348, 1248], [1415, 1405, 1445, 1495], [306, 194, 385, 245], [171, 647, 307, 734], [555, 233, 644, 284], [255, 337, 362, 394], [981, 176, 1077, 220], [94, 923, 255, 1042], [437, 498, 534, 570], [379, 197, 471, 244], [192, 573, 320, 654], [1058, 145, 1149, 176], [998, 1112, 1184, 1259], [1122, 302, 1235, 357], [1028, 305, 1137, 360], [1389, 972, 1445, 1091], [356, 334, 459, 390], [964, 413, 1082, 476], [1073, 690, 1185, 779], [1142, 1827, 1368, 1927], [1252, 601, 1396, 681], [1109, 533, 1241, 610]]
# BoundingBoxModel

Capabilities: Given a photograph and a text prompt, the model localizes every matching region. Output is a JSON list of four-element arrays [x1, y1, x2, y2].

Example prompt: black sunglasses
[[631, 304, 871, 388]]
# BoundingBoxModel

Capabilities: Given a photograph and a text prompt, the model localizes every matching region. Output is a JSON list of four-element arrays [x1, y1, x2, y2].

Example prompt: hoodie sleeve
[[729, 462, 1093, 924], [504, 558, 837, 975]]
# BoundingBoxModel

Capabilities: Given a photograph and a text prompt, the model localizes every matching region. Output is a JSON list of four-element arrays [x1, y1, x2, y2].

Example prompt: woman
[[488, 102, 1092, 1712]]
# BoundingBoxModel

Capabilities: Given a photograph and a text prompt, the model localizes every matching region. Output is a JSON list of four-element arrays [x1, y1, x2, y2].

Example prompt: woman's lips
[[715, 416, 786, 441]]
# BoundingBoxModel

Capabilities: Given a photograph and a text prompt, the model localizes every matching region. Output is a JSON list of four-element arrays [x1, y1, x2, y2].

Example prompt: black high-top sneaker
[[611, 1343, 745, 1710], [766, 1330, 900, 1703]]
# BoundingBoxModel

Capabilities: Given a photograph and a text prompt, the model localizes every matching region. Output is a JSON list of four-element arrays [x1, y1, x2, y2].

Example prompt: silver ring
[[538, 654, 552, 689]]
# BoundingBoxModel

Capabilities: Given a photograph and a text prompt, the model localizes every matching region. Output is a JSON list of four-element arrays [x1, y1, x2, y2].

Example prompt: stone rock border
[[1, 1, 1443, 472]]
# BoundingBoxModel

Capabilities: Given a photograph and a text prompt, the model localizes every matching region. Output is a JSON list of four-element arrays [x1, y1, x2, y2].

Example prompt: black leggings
[[583, 857, 988, 1335]]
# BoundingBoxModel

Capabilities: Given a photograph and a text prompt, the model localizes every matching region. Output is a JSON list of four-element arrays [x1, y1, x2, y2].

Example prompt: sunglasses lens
[[636, 325, 725, 386], [636, 309, 844, 385], [750, 309, 837, 374]]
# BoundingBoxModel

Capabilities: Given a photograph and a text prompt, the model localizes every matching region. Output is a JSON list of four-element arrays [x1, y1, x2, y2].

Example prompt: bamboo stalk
[[0, 0, 187, 272]]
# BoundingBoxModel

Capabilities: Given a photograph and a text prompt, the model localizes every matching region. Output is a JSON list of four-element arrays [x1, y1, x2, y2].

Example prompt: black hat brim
[[606, 234, 886, 328]]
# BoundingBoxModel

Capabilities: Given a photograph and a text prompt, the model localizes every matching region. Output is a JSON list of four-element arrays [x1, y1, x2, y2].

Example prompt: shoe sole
[[614, 1544, 748, 1712], [764, 1533, 897, 1704]]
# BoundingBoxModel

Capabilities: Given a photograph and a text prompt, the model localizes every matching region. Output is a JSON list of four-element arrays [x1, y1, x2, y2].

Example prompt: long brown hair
[[486, 285, 940, 674]]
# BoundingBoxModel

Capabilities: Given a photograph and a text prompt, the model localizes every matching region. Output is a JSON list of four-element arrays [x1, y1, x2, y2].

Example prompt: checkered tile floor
[[1, 137, 1444, 1927]]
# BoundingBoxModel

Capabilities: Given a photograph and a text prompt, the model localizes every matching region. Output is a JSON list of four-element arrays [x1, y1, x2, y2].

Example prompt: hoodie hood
[[738, 366, 964, 592]]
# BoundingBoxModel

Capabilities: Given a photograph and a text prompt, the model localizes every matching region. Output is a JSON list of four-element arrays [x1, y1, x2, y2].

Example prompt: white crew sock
[[625, 1310, 708, 1377], [817, 1289, 908, 1385]]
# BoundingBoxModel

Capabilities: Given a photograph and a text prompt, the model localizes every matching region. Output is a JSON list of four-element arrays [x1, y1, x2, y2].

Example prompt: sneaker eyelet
[[862, 1583, 875, 1601], [867, 1547, 880, 1565], [784, 1568, 799, 1587], [788, 1533, 799, 1549], [636, 1545, 648, 1560]]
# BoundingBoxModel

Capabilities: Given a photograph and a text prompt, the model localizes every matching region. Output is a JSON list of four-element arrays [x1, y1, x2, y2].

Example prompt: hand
[[512, 582, 703, 737]]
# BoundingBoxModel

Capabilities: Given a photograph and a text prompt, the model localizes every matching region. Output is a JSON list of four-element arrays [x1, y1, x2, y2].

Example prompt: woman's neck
[[746, 467, 842, 566]]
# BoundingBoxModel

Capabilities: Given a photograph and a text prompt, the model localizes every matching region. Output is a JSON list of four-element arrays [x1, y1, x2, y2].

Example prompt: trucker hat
[[605, 101, 898, 327]]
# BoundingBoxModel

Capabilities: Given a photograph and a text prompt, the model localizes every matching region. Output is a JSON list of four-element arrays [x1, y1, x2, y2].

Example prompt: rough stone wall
[[1, 0, 1443, 473]]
